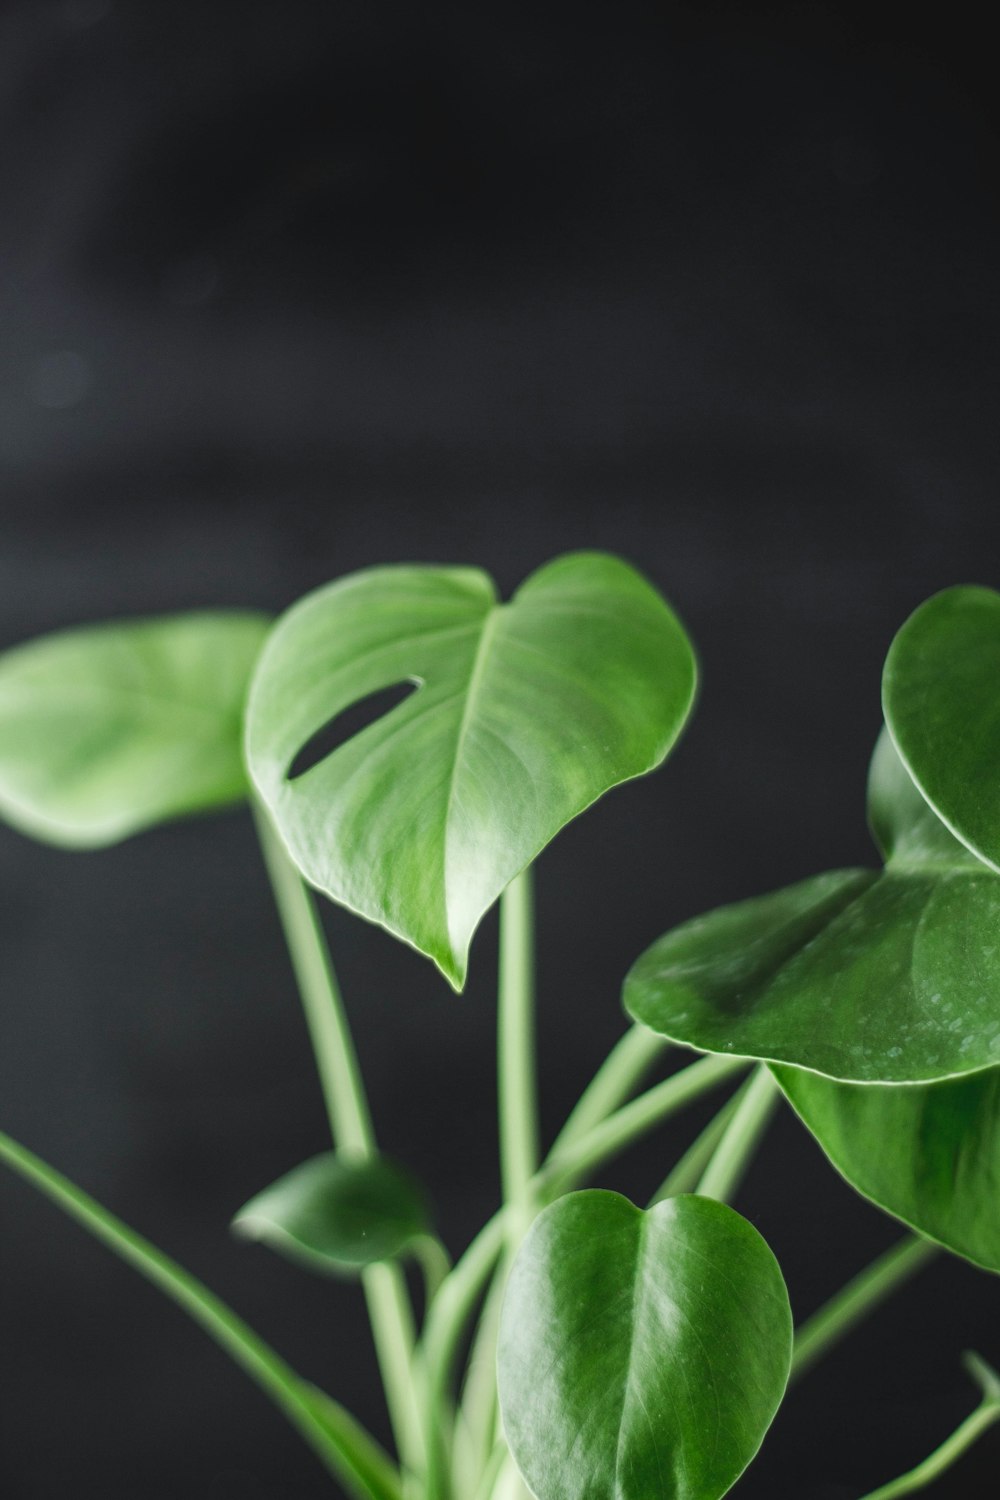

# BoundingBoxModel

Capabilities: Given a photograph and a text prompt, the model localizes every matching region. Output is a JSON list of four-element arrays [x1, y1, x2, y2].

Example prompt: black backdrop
[[2, 4, 1000, 1496]]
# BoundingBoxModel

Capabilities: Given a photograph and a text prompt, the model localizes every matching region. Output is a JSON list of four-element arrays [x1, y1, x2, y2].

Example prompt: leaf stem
[[791, 1235, 938, 1384], [858, 1356, 1000, 1498], [498, 868, 538, 1244], [550, 1023, 669, 1153], [254, 801, 373, 1154], [253, 802, 424, 1475], [0, 1130, 401, 1500], [695, 1065, 780, 1204], [543, 1051, 748, 1190], [649, 1088, 744, 1203]]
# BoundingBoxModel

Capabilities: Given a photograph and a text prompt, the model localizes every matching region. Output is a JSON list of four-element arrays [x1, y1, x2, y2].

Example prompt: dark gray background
[[2, 2, 999, 1495]]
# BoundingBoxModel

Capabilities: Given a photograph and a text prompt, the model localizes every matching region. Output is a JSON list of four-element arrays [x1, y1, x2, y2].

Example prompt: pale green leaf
[[0, 611, 269, 846], [246, 553, 695, 988]]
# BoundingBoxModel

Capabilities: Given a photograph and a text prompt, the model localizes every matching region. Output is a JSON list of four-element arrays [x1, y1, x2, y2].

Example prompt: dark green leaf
[[625, 734, 1000, 1083], [883, 585, 1000, 871], [774, 1062, 1000, 1274], [0, 611, 269, 846], [246, 553, 696, 988], [232, 1154, 432, 1274], [497, 1190, 791, 1500]]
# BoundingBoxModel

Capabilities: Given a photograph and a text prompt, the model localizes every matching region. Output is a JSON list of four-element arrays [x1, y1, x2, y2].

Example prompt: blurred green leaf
[[233, 1153, 432, 1275], [0, 611, 269, 846]]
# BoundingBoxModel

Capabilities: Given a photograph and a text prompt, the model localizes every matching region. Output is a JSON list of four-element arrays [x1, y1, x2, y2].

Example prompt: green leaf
[[232, 1153, 432, 1275], [246, 553, 696, 988], [883, 585, 1000, 871], [496, 1190, 792, 1500], [0, 611, 270, 847], [774, 1062, 1000, 1274], [625, 733, 1000, 1083]]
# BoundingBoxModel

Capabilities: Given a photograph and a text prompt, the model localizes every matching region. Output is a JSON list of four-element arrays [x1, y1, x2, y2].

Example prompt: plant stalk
[[0, 1130, 401, 1500], [551, 1023, 669, 1153], [858, 1393, 1000, 1497], [695, 1065, 780, 1204], [253, 803, 424, 1475], [544, 1051, 747, 1190], [791, 1235, 938, 1384], [649, 1088, 743, 1203], [498, 868, 538, 1246]]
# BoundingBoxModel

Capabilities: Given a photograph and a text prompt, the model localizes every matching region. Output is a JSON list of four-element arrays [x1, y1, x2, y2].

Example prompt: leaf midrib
[[442, 602, 502, 931]]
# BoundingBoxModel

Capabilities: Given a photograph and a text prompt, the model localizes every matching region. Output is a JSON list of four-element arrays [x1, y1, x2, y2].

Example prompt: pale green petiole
[[0, 1130, 401, 1500], [497, 867, 538, 1246], [551, 1022, 669, 1153], [695, 1064, 780, 1204], [253, 802, 424, 1476], [858, 1353, 1000, 1498], [791, 1234, 938, 1384], [649, 1087, 744, 1203]]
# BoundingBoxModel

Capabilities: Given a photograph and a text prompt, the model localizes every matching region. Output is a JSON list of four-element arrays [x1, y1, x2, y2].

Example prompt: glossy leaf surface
[[497, 1190, 791, 1500], [246, 553, 696, 987], [774, 1063, 1000, 1273], [625, 733, 1000, 1083], [883, 585, 1000, 871], [0, 611, 269, 846], [232, 1154, 431, 1274]]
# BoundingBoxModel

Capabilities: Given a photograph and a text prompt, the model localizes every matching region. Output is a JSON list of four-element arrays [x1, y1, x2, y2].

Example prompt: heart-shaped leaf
[[773, 1062, 1000, 1274], [0, 611, 270, 847], [624, 732, 1000, 1083], [232, 1154, 431, 1274], [883, 585, 1000, 871], [246, 553, 696, 988], [497, 1190, 791, 1500]]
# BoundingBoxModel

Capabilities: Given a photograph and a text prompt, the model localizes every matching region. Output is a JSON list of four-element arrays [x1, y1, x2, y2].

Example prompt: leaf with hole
[[624, 731, 1000, 1083], [497, 1189, 792, 1500], [246, 552, 696, 988], [883, 585, 1000, 872], [232, 1154, 432, 1275], [774, 1062, 1000, 1274], [0, 611, 270, 847]]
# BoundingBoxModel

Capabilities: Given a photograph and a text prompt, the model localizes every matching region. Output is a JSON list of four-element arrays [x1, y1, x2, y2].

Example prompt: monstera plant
[[1, 558, 999, 1499]]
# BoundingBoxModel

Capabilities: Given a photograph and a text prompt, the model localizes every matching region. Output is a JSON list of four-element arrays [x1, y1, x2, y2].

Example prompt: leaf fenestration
[[247, 553, 696, 988]]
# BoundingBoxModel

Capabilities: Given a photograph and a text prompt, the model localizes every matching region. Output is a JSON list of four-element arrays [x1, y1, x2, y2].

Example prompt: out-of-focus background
[[2, 4, 999, 1496]]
